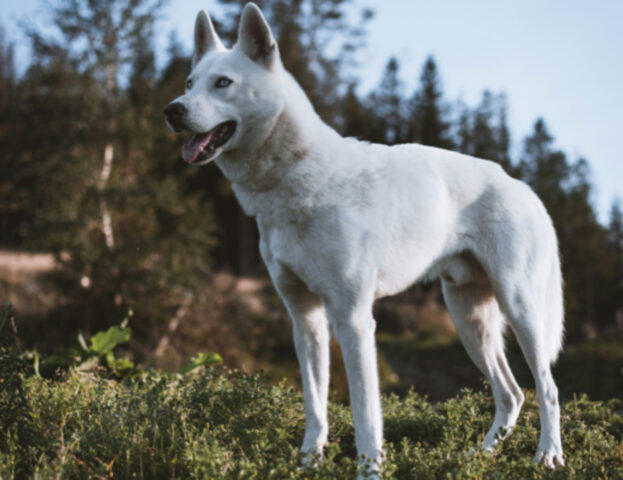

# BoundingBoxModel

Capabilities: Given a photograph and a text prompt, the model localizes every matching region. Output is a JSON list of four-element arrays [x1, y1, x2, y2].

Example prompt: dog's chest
[[257, 213, 316, 267]]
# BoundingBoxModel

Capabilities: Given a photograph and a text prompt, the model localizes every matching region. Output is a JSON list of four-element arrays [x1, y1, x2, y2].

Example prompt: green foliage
[[0, 303, 17, 348], [86, 321, 131, 355], [33, 316, 138, 379], [32, 319, 223, 381], [0, 363, 621, 479], [178, 352, 224, 375], [0, 306, 39, 479], [0, 0, 217, 343]]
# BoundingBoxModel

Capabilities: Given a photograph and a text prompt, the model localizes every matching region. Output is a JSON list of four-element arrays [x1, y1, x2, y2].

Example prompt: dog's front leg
[[291, 302, 330, 462], [326, 285, 384, 475], [272, 275, 330, 462]]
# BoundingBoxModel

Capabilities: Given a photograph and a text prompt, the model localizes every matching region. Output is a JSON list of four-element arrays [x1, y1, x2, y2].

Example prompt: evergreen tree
[[564, 158, 609, 332], [341, 83, 373, 140], [455, 91, 512, 172], [495, 97, 512, 171], [519, 119, 612, 336], [455, 99, 472, 155], [519, 119, 568, 224], [0, 25, 14, 111], [606, 200, 623, 327], [473, 92, 511, 169], [0, 25, 17, 244], [367, 57, 406, 144], [409, 56, 452, 148]]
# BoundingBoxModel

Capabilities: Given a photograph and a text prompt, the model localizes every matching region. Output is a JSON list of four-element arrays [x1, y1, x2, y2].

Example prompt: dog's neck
[[216, 71, 339, 218]]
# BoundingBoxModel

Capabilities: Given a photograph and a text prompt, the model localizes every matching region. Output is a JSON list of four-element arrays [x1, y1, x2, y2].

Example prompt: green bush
[[1, 362, 621, 479]]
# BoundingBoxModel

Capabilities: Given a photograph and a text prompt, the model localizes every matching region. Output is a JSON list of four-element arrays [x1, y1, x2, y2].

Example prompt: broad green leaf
[[179, 352, 222, 374], [89, 325, 131, 354]]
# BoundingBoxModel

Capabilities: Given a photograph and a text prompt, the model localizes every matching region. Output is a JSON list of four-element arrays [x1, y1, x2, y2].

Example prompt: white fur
[[167, 3, 565, 473]]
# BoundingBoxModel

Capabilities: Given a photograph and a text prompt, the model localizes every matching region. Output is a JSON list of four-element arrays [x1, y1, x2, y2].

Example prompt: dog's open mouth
[[181, 121, 237, 164]]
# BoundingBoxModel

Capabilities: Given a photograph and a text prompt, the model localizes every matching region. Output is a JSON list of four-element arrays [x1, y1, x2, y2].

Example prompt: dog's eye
[[215, 77, 233, 88], [186, 79, 193, 90]]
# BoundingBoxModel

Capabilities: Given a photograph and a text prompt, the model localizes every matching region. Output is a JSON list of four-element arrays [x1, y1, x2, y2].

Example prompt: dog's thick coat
[[165, 3, 565, 472]]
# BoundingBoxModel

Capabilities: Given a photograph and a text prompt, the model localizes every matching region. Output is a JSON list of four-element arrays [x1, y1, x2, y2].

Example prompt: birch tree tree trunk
[[98, 62, 117, 249], [99, 143, 115, 249]]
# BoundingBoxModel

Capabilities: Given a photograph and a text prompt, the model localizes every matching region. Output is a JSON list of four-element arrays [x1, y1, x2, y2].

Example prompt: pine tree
[[341, 83, 373, 140], [455, 99, 472, 155], [0, 25, 14, 111], [367, 57, 406, 144], [495, 96, 512, 171], [454, 91, 512, 172], [519, 119, 568, 221], [519, 119, 613, 336], [475, 92, 512, 169], [0, 24, 17, 245], [564, 158, 609, 333], [606, 200, 623, 329], [409, 56, 452, 148]]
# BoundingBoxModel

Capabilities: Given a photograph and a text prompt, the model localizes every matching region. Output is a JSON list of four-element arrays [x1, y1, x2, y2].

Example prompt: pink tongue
[[181, 129, 217, 163]]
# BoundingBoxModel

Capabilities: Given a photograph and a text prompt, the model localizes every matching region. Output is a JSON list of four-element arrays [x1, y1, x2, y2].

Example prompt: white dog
[[165, 3, 565, 473]]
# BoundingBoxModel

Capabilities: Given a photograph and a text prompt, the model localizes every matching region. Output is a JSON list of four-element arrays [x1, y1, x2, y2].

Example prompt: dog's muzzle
[[164, 102, 188, 132]]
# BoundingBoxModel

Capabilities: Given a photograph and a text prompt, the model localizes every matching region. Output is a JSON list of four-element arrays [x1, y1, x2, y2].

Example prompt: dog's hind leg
[[495, 283, 565, 468], [441, 277, 524, 451]]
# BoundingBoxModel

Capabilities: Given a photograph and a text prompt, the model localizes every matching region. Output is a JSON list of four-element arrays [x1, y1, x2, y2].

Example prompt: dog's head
[[164, 3, 284, 165]]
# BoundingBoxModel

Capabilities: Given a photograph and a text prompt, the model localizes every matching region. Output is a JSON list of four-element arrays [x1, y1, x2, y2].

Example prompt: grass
[[1, 345, 622, 479]]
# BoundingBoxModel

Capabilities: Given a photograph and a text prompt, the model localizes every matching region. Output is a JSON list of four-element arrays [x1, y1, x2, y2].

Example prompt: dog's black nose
[[164, 101, 187, 119], [164, 102, 188, 131]]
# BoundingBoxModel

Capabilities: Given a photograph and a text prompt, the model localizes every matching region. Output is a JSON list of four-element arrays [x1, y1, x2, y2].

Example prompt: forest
[[0, 0, 622, 477], [1, 0, 621, 353]]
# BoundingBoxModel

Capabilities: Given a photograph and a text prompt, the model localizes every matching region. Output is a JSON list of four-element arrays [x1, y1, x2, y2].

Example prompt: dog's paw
[[301, 452, 322, 468], [356, 450, 384, 480], [483, 423, 514, 451], [300, 443, 326, 468], [534, 449, 565, 468]]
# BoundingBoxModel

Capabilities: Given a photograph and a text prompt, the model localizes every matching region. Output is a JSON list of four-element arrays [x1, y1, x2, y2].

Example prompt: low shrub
[[1, 364, 621, 479]]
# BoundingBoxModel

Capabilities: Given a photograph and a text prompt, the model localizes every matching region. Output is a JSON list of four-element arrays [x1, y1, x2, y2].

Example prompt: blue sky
[[3, 0, 622, 223]]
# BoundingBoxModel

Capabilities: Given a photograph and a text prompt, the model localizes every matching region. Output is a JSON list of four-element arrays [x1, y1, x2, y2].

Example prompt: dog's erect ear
[[237, 3, 279, 67], [193, 10, 224, 68]]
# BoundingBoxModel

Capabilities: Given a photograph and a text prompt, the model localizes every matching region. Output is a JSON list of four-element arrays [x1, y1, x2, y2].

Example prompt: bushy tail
[[545, 233, 565, 364]]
